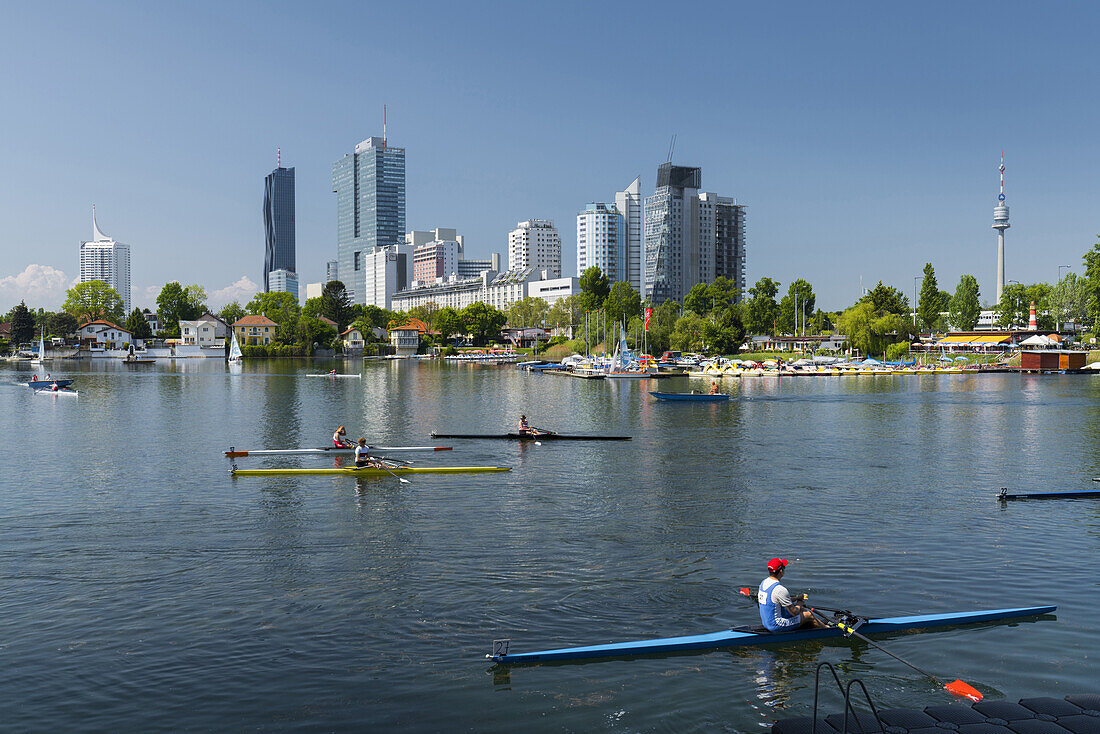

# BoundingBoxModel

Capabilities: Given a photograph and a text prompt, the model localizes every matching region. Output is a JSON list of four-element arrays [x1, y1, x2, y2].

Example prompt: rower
[[757, 558, 825, 632], [709, 381, 719, 395], [329, 368, 337, 376], [333, 425, 352, 448], [518, 414, 534, 436], [353, 438, 374, 467]]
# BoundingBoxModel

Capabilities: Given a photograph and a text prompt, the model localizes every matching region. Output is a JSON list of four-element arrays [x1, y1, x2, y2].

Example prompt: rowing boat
[[431, 432, 631, 441], [23, 379, 74, 389], [231, 465, 511, 476], [649, 391, 730, 401], [304, 374, 361, 378], [35, 388, 78, 397], [225, 445, 453, 457], [488, 605, 1056, 664], [999, 488, 1100, 500]]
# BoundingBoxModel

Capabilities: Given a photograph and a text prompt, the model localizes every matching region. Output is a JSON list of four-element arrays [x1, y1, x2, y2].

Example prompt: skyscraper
[[80, 206, 131, 315], [508, 220, 560, 276], [326, 260, 339, 284], [992, 152, 1010, 302], [577, 203, 625, 282], [615, 177, 643, 293], [643, 164, 745, 304], [263, 161, 296, 293], [332, 136, 406, 304]]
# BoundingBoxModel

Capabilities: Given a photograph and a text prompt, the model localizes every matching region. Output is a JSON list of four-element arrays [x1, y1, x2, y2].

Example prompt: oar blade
[[945, 679, 982, 702], [739, 587, 754, 597]]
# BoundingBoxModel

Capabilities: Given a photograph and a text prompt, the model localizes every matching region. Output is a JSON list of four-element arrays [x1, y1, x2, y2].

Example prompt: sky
[[1, 0, 1098, 313]]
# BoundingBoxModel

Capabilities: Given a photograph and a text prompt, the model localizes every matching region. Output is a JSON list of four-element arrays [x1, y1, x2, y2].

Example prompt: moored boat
[[649, 391, 730, 401], [231, 465, 510, 477], [488, 605, 1056, 664]]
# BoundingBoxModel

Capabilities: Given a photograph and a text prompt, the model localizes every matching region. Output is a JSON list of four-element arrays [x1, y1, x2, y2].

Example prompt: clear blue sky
[[1, 0, 1097, 312]]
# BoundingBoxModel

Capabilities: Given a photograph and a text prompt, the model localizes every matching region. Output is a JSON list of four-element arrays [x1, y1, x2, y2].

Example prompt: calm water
[[1, 359, 1097, 732]]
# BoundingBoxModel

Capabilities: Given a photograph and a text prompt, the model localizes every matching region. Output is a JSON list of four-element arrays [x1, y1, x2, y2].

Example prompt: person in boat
[[329, 368, 337, 375], [333, 425, 352, 448], [31, 374, 37, 382], [51, 382, 60, 392], [757, 558, 825, 632], [518, 415, 533, 436], [709, 381, 719, 394], [353, 438, 377, 468]]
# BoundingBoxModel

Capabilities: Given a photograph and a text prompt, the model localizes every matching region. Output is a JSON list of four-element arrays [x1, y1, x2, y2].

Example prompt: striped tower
[[1028, 302, 1037, 331]]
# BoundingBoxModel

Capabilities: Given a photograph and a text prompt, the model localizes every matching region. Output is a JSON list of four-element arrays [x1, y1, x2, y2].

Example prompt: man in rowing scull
[[518, 415, 536, 436], [758, 558, 825, 632], [353, 438, 377, 467], [333, 425, 352, 448]]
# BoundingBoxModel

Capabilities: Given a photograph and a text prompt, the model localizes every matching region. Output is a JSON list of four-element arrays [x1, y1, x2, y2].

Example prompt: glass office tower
[[263, 166, 296, 293], [332, 137, 406, 304]]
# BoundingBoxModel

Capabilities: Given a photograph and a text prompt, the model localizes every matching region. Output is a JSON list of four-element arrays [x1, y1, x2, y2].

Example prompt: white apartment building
[[577, 203, 625, 283], [615, 177, 643, 294], [268, 268, 299, 302], [392, 268, 578, 313], [508, 220, 561, 276], [360, 244, 416, 309], [79, 206, 132, 314]]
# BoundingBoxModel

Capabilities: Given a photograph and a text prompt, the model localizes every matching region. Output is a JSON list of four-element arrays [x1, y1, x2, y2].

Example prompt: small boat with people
[[487, 605, 1055, 665], [23, 377, 74, 390], [998, 487, 1100, 500], [650, 391, 730, 402], [432, 431, 631, 441]]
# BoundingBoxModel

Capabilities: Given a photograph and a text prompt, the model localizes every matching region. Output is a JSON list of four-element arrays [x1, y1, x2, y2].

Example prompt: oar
[[738, 587, 851, 615], [806, 607, 983, 702], [369, 458, 411, 484]]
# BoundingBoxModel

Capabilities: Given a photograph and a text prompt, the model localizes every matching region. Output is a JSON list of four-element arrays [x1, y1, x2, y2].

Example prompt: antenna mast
[[277, 147, 281, 168], [666, 135, 677, 163], [383, 105, 387, 148]]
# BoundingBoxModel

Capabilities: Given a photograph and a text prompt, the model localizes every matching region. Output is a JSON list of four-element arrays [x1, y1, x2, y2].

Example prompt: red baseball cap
[[767, 558, 789, 572]]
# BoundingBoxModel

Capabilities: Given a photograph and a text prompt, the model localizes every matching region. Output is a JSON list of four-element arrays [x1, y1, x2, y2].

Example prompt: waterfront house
[[389, 324, 421, 357], [79, 320, 133, 349], [340, 327, 365, 350], [179, 313, 228, 348], [232, 315, 278, 346], [143, 308, 160, 334]]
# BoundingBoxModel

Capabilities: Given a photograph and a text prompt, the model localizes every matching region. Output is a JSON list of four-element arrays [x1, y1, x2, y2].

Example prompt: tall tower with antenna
[[992, 152, 1010, 302]]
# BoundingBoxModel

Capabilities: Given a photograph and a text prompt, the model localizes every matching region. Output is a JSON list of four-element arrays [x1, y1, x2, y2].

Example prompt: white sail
[[32, 331, 45, 363], [228, 332, 243, 364]]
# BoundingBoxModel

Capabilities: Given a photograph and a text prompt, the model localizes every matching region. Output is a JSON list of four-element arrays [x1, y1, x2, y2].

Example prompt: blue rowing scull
[[488, 605, 1056, 664]]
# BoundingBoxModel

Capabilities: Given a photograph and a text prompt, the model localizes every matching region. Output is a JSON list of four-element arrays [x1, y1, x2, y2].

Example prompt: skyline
[[1, 1, 1098, 314]]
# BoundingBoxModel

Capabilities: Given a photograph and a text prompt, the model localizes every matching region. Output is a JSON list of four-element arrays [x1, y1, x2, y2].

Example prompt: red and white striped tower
[[1028, 301, 1037, 331]]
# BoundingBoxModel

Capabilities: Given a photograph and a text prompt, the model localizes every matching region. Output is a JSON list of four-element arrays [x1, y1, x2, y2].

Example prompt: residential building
[[615, 177, 643, 293], [392, 268, 578, 312], [340, 327, 365, 350], [390, 325, 420, 357], [78, 320, 132, 349], [508, 220, 561, 276], [457, 255, 499, 278], [263, 163, 295, 293], [142, 309, 159, 334], [326, 260, 339, 283], [577, 203, 625, 283], [332, 136, 406, 304], [643, 164, 746, 304], [413, 240, 461, 283], [360, 245, 415, 310], [80, 206, 131, 314], [267, 268, 299, 302], [232, 315, 278, 346], [305, 282, 324, 300], [179, 312, 228, 347]]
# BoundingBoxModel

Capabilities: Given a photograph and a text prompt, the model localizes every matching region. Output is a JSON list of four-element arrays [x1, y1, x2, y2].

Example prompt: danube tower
[[992, 152, 1010, 302]]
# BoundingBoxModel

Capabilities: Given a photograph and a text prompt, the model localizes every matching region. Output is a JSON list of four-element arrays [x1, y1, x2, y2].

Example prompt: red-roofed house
[[233, 315, 278, 346], [79, 320, 133, 349]]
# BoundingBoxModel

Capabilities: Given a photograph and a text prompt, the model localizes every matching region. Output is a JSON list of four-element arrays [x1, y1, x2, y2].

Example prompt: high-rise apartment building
[[263, 164, 295, 293], [615, 177, 643, 293], [332, 136, 406, 304], [326, 260, 339, 284], [643, 164, 745, 304], [508, 220, 560, 276], [577, 203, 625, 282], [267, 268, 299, 302], [80, 206, 131, 315]]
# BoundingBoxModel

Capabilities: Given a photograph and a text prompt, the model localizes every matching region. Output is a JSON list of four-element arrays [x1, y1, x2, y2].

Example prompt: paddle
[[364, 457, 410, 484], [806, 607, 983, 702]]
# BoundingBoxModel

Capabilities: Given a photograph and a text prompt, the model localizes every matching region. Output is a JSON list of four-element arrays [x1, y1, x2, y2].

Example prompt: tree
[[125, 308, 153, 339], [603, 282, 641, 328], [320, 280, 353, 329], [776, 279, 815, 335], [219, 301, 246, 327], [705, 276, 740, 311], [670, 312, 707, 352], [547, 294, 582, 330], [296, 316, 337, 350], [508, 297, 549, 328], [434, 307, 463, 345], [837, 302, 910, 357], [10, 301, 35, 345], [185, 284, 208, 313], [460, 302, 507, 346], [63, 280, 125, 324], [993, 283, 1029, 328], [48, 311, 79, 338], [858, 281, 909, 317], [745, 277, 780, 335], [640, 299, 680, 355], [1083, 239, 1100, 331], [1049, 272, 1088, 331], [245, 291, 301, 343], [683, 283, 710, 315], [578, 266, 611, 312], [409, 301, 441, 331], [156, 282, 204, 337], [917, 263, 943, 330], [703, 303, 746, 354], [359, 304, 393, 331], [948, 275, 981, 331]]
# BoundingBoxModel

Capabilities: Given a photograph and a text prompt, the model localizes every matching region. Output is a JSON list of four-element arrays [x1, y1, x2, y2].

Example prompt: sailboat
[[604, 324, 651, 378], [31, 331, 46, 364], [228, 331, 243, 365]]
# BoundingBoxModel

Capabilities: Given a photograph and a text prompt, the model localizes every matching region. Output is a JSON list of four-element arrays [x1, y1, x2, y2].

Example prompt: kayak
[[650, 392, 730, 401], [431, 432, 631, 441], [225, 445, 453, 457], [999, 488, 1100, 500], [231, 465, 511, 476], [488, 605, 1056, 664]]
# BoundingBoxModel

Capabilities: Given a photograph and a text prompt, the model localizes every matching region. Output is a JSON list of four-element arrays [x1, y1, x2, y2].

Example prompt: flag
[[644, 308, 652, 331]]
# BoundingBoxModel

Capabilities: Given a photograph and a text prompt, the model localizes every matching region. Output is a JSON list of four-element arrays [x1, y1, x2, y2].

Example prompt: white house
[[79, 320, 133, 349], [179, 313, 228, 347], [390, 327, 420, 357], [341, 327, 365, 350]]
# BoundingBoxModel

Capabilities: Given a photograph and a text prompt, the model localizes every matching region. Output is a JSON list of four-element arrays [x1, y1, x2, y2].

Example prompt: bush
[[885, 342, 910, 361], [240, 343, 309, 358], [442, 345, 458, 356]]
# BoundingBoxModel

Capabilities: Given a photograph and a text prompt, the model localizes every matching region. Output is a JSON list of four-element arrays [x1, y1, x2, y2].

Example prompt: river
[[1, 359, 1096, 731]]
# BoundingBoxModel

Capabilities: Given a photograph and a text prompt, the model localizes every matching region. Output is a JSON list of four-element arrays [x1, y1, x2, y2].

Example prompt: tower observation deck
[[992, 154, 1010, 302]]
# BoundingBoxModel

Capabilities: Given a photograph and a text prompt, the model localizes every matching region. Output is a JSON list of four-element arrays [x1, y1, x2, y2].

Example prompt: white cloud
[[208, 276, 259, 310], [0, 264, 72, 312]]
